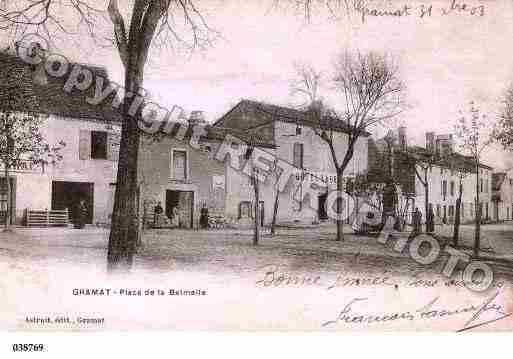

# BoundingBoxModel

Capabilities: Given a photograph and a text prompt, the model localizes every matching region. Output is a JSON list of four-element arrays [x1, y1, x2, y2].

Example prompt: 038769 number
[[12, 344, 44, 352]]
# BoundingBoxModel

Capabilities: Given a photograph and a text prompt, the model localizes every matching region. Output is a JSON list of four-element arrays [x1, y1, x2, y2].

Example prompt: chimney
[[436, 134, 453, 157], [189, 110, 206, 125], [426, 132, 435, 152], [398, 126, 407, 150]]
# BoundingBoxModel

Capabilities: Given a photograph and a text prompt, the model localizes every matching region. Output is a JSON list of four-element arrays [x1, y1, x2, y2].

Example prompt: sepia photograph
[[0, 0, 513, 352]]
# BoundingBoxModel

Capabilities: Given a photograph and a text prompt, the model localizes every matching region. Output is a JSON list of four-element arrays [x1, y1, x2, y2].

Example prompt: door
[[166, 190, 194, 228], [259, 201, 264, 227], [52, 181, 94, 224], [0, 177, 15, 225], [318, 193, 328, 220]]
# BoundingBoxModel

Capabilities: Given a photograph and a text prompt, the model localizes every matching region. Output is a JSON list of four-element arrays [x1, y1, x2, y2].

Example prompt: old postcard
[[0, 0, 513, 344]]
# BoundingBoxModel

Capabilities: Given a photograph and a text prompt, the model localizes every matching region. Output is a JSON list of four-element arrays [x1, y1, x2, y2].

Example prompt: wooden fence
[[25, 209, 69, 227]]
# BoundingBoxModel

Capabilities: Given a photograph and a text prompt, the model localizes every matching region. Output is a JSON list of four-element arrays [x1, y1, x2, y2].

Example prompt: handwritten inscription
[[322, 291, 510, 331], [255, 265, 505, 289], [255, 266, 321, 287], [353, 0, 486, 23]]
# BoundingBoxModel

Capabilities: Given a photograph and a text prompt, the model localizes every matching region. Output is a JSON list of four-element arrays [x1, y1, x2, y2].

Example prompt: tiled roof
[[398, 145, 493, 171], [0, 52, 122, 122], [215, 99, 371, 137], [145, 123, 276, 148], [205, 126, 275, 148]]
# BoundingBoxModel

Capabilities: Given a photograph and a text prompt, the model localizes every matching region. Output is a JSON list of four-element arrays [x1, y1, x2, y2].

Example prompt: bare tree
[[0, 89, 65, 232], [0, 1, 216, 271], [454, 101, 495, 258], [292, 51, 406, 241], [405, 150, 435, 233], [445, 156, 473, 248], [496, 84, 513, 151], [0, 0, 352, 270], [270, 159, 280, 236], [244, 146, 261, 245]]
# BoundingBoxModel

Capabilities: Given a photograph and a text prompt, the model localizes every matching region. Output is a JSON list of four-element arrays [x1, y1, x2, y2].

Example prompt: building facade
[[137, 100, 370, 228], [0, 52, 121, 225], [492, 172, 513, 221]]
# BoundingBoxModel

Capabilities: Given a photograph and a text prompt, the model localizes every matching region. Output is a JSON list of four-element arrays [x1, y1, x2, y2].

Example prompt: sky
[[2, 0, 513, 170]]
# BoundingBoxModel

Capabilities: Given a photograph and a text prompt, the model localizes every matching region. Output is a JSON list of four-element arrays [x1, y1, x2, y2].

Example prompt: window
[[91, 131, 108, 159], [461, 203, 464, 218], [450, 181, 455, 196], [442, 180, 447, 200], [171, 150, 187, 181], [293, 143, 304, 169], [480, 178, 483, 193], [449, 205, 454, 217], [436, 204, 441, 217], [295, 126, 302, 135]]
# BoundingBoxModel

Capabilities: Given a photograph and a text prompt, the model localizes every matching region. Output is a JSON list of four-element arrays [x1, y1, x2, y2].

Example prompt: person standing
[[412, 207, 422, 234], [76, 199, 88, 229], [153, 201, 163, 226], [200, 203, 209, 229], [171, 206, 180, 227]]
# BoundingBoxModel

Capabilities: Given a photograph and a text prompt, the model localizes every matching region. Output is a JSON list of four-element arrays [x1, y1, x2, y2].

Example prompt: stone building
[[138, 99, 370, 228], [370, 127, 495, 225], [492, 172, 513, 221]]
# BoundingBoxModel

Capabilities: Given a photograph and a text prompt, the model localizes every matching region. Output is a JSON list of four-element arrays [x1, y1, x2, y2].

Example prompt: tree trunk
[[3, 165, 11, 232], [474, 164, 481, 258], [424, 169, 429, 233], [336, 171, 344, 241], [270, 186, 279, 236], [453, 179, 463, 247], [253, 175, 260, 245], [107, 69, 142, 272]]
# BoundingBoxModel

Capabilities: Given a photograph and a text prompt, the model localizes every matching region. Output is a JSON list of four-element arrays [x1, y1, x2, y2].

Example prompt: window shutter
[[79, 130, 91, 160], [107, 132, 121, 161]]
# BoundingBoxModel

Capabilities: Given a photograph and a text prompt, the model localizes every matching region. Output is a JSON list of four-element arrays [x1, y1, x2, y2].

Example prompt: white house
[[0, 51, 122, 225]]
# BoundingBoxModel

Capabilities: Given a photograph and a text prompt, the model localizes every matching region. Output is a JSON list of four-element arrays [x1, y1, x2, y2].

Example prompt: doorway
[[52, 181, 94, 224], [166, 190, 194, 229], [258, 201, 265, 227], [0, 177, 16, 225], [318, 193, 328, 220]]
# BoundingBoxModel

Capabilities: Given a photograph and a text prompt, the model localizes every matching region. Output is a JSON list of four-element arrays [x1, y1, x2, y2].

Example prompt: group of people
[[153, 201, 181, 227], [152, 201, 210, 229], [412, 204, 435, 234]]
